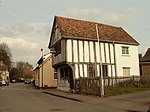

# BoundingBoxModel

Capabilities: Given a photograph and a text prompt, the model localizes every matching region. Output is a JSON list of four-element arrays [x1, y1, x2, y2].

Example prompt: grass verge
[[105, 86, 150, 96]]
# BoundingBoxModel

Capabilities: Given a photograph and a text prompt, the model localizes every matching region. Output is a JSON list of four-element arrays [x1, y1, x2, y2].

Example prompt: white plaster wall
[[79, 41, 83, 62], [108, 65, 111, 77], [75, 64, 79, 78], [110, 44, 114, 63], [97, 64, 100, 76], [79, 64, 83, 77], [89, 42, 94, 62], [112, 65, 115, 77], [84, 41, 89, 62], [115, 44, 139, 77], [100, 43, 105, 63], [66, 40, 72, 62], [73, 40, 78, 62], [105, 43, 110, 63], [84, 64, 88, 77], [96, 42, 100, 63]]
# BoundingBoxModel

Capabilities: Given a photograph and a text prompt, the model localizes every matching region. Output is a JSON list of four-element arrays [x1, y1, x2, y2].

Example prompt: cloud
[[0, 37, 40, 64], [0, 22, 50, 39], [0, 22, 50, 65], [61, 7, 137, 27]]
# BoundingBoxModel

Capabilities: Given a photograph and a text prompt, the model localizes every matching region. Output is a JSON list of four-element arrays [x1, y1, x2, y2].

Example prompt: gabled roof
[[51, 16, 139, 45], [140, 48, 150, 62], [37, 53, 51, 65]]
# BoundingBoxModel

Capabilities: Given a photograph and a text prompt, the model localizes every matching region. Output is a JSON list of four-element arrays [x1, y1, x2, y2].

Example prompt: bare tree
[[16, 61, 33, 79], [0, 42, 12, 70]]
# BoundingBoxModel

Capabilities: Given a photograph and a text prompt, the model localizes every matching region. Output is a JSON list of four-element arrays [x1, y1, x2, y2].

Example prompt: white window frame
[[54, 70, 58, 80], [123, 67, 130, 77], [122, 46, 129, 55]]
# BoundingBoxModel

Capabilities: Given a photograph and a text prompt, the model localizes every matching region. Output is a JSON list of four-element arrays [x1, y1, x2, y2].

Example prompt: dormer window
[[122, 46, 129, 55]]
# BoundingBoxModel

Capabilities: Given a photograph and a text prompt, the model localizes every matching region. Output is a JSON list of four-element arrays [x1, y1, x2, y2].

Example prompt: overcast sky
[[0, 0, 150, 66]]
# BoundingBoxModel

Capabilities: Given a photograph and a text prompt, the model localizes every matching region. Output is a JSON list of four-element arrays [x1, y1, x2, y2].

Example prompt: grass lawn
[[104, 86, 150, 96]]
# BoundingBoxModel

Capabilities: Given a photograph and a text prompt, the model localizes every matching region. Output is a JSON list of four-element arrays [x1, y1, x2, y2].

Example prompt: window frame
[[54, 70, 57, 80], [88, 64, 95, 77], [122, 67, 130, 77], [122, 46, 129, 55], [102, 65, 108, 77]]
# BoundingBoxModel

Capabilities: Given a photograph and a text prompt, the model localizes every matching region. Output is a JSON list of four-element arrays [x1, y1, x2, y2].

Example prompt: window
[[54, 70, 57, 79], [122, 47, 129, 54], [89, 64, 95, 77], [60, 67, 69, 79], [102, 65, 108, 77], [123, 67, 130, 76]]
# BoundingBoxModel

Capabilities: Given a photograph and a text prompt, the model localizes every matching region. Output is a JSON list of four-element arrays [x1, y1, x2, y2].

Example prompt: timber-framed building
[[48, 16, 140, 91]]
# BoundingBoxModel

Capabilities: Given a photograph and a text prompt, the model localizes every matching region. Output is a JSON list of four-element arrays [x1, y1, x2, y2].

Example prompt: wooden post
[[96, 24, 104, 96]]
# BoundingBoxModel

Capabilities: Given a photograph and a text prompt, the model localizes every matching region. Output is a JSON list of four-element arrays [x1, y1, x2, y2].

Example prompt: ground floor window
[[102, 65, 108, 77], [60, 66, 70, 79], [54, 70, 57, 79], [88, 64, 95, 77], [88, 64, 108, 77], [123, 67, 130, 76]]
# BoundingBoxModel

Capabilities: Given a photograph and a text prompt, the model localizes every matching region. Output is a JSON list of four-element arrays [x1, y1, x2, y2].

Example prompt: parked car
[[0, 79, 7, 86], [11, 79, 16, 83], [24, 79, 32, 84], [0, 80, 2, 86]]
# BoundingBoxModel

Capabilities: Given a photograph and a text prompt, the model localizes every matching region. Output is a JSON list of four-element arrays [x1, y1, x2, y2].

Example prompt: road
[[0, 83, 149, 112], [0, 83, 117, 112]]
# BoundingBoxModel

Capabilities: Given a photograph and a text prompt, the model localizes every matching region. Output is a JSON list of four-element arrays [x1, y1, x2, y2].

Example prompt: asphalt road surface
[[0, 83, 149, 112], [0, 83, 117, 112]]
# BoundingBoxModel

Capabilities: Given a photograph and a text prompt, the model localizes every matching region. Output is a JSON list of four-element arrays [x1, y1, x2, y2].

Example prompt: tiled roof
[[140, 48, 150, 62], [55, 16, 139, 45]]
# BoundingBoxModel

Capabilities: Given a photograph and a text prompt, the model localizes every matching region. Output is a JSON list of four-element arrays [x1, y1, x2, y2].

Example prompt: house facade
[[48, 16, 140, 91], [140, 48, 150, 76], [34, 53, 57, 88], [0, 61, 9, 80]]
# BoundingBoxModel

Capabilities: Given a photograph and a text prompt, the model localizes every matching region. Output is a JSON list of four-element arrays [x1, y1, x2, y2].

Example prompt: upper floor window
[[122, 46, 129, 55]]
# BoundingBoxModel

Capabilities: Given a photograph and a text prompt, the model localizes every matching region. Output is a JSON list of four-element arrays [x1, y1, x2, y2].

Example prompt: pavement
[[43, 89, 150, 112]]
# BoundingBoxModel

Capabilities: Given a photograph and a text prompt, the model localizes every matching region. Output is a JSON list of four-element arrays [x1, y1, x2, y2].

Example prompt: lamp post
[[41, 48, 43, 88]]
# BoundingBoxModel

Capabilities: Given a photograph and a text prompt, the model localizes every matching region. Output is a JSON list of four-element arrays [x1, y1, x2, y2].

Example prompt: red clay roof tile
[[55, 16, 139, 45]]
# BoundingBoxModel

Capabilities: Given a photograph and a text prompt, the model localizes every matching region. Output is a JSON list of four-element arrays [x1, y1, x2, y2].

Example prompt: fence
[[74, 75, 150, 96]]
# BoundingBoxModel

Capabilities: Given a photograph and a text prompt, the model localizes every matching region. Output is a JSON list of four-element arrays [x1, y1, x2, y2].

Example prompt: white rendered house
[[48, 16, 140, 91]]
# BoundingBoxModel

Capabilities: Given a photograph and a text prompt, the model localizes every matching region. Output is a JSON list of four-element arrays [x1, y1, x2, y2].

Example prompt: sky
[[0, 0, 150, 67]]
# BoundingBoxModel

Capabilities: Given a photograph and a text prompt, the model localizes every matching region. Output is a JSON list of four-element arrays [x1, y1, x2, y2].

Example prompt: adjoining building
[[0, 61, 9, 81], [48, 16, 140, 91], [34, 53, 57, 88], [140, 48, 150, 76]]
